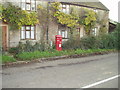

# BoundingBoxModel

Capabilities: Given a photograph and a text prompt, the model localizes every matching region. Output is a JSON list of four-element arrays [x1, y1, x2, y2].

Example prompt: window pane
[[62, 9, 66, 13], [21, 26, 25, 30], [26, 0, 30, 3], [31, 31, 34, 39], [66, 5, 69, 9], [21, 3, 25, 10], [95, 28, 97, 36], [21, 31, 25, 39], [26, 4, 31, 10], [58, 31, 61, 35], [21, 0, 25, 2], [31, 4, 35, 11], [65, 31, 67, 38], [26, 26, 30, 30], [31, 26, 34, 31], [62, 5, 66, 8], [62, 31, 65, 38], [26, 31, 30, 38]]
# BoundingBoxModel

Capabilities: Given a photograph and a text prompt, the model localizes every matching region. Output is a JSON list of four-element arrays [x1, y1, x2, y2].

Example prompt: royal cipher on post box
[[55, 35, 62, 51]]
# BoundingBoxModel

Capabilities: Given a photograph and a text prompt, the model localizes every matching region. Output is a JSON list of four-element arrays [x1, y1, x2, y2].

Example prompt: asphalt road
[[2, 53, 118, 88]]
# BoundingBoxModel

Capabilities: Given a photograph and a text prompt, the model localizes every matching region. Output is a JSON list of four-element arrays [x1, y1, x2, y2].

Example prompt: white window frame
[[61, 4, 70, 14], [21, 25, 36, 40], [58, 30, 68, 39], [92, 27, 97, 36], [21, 0, 36, 11]]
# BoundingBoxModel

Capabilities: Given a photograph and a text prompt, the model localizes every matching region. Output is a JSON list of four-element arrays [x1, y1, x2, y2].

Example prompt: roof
[[40, 0, 109, 11], [109, 19, 118, 25], [61, 2, 109, 11]]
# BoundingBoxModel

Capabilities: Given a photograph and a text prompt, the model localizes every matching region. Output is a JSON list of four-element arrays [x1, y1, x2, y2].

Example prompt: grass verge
[[16, 49, 115, 61], [2, 55, 16, 63]]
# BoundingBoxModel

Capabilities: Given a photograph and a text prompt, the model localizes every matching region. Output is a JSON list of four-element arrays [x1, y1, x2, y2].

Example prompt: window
[[21, 26, 36, 40], [77, 28, 80, 34], [92, 27, 97, 36], [94, 9, 98, 13], [58, 30, 68, 39], [21, 0, 36, 11], [61, 4, 70, 14]]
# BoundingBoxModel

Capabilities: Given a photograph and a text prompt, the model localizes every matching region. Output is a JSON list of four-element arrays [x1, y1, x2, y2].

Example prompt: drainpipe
[[46, 2, 50, 44]]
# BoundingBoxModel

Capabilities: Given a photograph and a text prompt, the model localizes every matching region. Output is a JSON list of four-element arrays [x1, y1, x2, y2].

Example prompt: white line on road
[[82, 75, 120, 88]]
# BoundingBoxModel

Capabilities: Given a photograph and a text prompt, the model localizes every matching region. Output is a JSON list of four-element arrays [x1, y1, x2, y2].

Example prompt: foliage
[[63, 24, 120, 50], [51, 2, 61, 11], [51, 2, 78, 28], [110, 23, 120, 49], [80, 36, 99, 49], [8, 41, 46, 55], [97, 12, 108, 34], [51, 2, 97, 35], [2, 55, 16, 63], [62, 38, 81, 50], [54, 11, 79, 28], [1, 3, 38, 29], [83, 9, 97, 35], [8, 47, 19, 54]]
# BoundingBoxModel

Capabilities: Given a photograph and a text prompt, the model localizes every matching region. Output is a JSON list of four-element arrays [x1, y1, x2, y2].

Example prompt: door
[[2, 26, 8, 51]]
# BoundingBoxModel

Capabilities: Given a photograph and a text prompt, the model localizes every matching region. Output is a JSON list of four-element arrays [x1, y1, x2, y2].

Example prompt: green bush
[[10, 41, 47, 55], [62, 38, 81, 50], [33, 42, 45, 51], [80, 36, 99, 49], [8, 47, 19, 54], [62, 36, 99, 50], [62, 23, 120, 50]]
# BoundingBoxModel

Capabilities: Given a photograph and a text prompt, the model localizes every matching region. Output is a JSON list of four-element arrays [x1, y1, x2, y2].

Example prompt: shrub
[[62, 25, 120, 50], [62, 36, 99, 50], [10, 41, 47, 55], [33, 42, 45, 51], [62, 38, 81, 50], [80, 36, 99, 49], [8, 47, 19, 54]]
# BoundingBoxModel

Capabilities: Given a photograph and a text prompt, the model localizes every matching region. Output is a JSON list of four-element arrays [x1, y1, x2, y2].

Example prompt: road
[[2, 53, 118, 88]]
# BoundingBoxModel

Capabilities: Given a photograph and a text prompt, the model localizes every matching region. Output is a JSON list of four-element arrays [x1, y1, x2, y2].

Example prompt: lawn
[[2, 49, 115, 63], [2, 55, 16, 63], [16, 49, 115, 61]]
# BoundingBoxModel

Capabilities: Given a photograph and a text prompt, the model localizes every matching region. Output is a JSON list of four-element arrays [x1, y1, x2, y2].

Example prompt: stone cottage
[[1, 0, 109, 51]]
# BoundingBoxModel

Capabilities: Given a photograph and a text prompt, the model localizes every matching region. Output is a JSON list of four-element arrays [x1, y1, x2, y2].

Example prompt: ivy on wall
[[0, 3, 39, 30], [51, 2, 79, 28], [84, 9, 97, 35], [51, 2, 97, 35]]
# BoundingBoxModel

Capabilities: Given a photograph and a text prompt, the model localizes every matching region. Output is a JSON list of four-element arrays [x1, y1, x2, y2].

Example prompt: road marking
[[82, 75, 120, 88]]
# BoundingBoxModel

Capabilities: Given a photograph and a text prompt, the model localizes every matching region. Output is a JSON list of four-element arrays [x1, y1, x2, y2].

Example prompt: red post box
[[55, 35, 62, 51]]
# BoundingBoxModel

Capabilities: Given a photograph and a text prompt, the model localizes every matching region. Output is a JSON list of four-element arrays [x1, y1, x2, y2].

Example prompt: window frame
[[61, 4, 70, 14], [92, 27, 97, 36], [58, 30, 68, 39], [20, 25, 36, 40], [21, 0, 36, 11]]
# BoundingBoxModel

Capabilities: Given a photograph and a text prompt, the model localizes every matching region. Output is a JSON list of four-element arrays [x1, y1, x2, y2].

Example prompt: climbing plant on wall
[[51, 2, 79, 28], [51, 2, 97, 35], [1, 3, 39, 30], [83, 9, 97, 35]]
